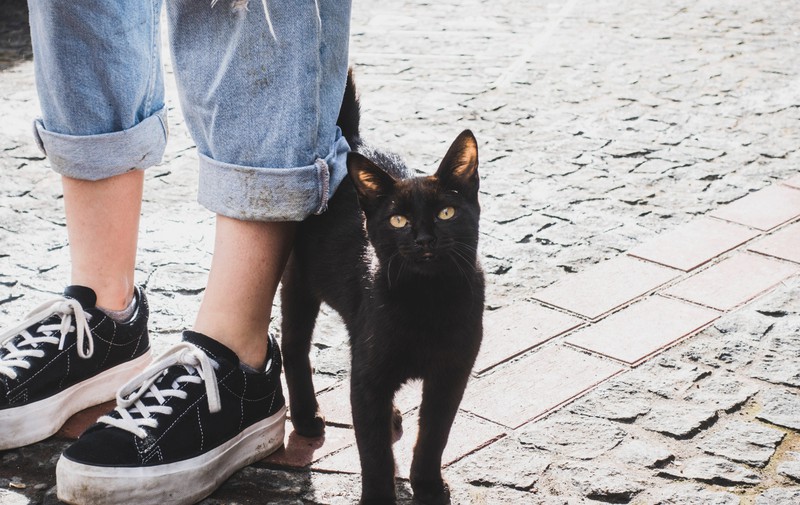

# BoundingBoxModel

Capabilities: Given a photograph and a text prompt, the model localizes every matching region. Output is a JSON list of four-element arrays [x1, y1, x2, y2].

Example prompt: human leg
[[0, 0, 166, 450], [194, 217, 295, 369], [57, 1, 352, 503]]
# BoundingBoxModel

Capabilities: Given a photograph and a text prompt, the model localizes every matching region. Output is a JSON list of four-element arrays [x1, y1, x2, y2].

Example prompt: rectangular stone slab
[[532, 256, 679, 320], [628, 217, 758, 271], [565, 296, 720, 365], [460, 344, 623, 428], [663, 252, 800, 311], [709, 185, 800, 231]]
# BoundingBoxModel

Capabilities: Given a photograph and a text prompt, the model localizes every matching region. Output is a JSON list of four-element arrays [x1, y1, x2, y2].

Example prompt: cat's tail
[[337, 67, 362, 148]]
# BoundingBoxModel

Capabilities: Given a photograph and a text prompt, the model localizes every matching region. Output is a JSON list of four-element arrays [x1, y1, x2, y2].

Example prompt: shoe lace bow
[[99, 342, 221, 438], [0, 297, 93, 379]]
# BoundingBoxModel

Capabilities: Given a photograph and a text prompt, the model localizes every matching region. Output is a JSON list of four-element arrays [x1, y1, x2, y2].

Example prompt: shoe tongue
[[182, 331, 239, 365], [63, 285, 97, 309]]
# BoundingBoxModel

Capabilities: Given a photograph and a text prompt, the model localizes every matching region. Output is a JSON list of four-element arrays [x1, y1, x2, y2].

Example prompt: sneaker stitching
[[143, 393, 206, 453], [9, 341, 74, 394], [196, 405, 204, 452], [99, 322, 117, 368], [239, 371, 246, 432], [220, 382, 277, 402], [141, 366, 236, 452], [58, 353, 70, 390]]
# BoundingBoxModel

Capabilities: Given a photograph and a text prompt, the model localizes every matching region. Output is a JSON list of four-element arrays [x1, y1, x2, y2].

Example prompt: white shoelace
[[0, 297, 93, 379], [99, 342, 221, 439]]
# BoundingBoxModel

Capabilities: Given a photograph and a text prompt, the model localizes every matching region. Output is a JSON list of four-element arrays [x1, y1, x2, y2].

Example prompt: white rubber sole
[[0, 350, 152, 450], [56, 406, 286, 505]]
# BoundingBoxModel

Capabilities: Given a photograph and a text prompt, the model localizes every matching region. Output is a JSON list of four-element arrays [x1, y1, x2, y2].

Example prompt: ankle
[[71, 277, 135, 310]]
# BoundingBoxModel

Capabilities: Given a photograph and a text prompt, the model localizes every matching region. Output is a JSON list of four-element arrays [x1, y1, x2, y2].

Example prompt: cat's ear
[[348, 152, 396, 211], [435, 130, 479, 197]]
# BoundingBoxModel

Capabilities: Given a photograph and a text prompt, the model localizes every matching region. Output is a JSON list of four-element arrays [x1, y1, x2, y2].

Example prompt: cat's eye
[[438, 206, 456, 220], [389, 215, 409, 228]]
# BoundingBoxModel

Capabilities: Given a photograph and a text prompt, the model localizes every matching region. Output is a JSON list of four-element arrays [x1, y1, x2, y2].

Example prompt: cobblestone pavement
[[1, 0, 800, 504]]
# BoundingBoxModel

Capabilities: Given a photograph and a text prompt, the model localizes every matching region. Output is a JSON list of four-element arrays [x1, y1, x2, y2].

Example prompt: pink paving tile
[[531, 255, 679, 320], [748, 222, 800, 264], [55, 401, 115, 440], [663, 252, 800, 311], [564, 296, 720, 365], [316, 380, 423, 428], [709, 184, 800, 231], [475, 301, 583, 374], [628, 217, 759, 271], [460, 344, 623, 428], [783, 174, 800, 190], [262, 425, 355, 468], [312, 410, 505, 477]]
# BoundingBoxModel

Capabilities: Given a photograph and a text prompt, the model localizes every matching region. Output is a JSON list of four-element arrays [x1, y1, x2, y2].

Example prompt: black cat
[[280, 71, 484, 505]]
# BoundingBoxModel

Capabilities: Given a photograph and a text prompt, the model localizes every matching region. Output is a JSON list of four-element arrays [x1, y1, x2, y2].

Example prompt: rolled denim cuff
[[32, 108, 168, 181], [197, 130, 350, 222]]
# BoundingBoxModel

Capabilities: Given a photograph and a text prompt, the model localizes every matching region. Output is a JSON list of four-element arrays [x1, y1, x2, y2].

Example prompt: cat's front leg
[[351, 370, 398, 504], [410, 370, 471, 505], [280, 262, 326, 437]]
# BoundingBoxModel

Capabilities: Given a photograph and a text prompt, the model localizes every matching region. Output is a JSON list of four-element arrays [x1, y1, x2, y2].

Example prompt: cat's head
[[348, 130, 480, 278]]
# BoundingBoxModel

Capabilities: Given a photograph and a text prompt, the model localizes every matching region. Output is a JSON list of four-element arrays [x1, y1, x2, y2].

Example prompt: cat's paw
[[411, 479, 451, 505], [290, 413, 326, 438]]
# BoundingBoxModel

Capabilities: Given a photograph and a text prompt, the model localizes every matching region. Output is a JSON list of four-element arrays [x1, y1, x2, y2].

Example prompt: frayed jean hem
[[197, 131, 350, 222]]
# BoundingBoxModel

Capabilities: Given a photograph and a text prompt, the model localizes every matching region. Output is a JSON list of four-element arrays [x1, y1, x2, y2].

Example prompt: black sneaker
[[0, 285, 151, 450], [56, 330, 287, 505]]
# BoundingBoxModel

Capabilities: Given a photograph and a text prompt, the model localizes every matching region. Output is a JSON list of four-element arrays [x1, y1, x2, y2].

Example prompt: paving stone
[[749, 221, 800, 265], [784, 175, 800, 190], [531, 255, 679, 320], [518, 414, 626, 460], [475, 301, 583, 374], [261, 425, 355, 468], [312, 409, 503, 478], [611, 438, 674, 468], [628, 356, 712, 399], [314, 379, 423, 428], [557, 462, 644, 503], [568, 384, 652, 422], [447, 436, 551, 489], [683, 373, 759, 412], [461, 345, 623, 428], [639, 402, 719, 439], [658, 456, 761, 486], [749, 333, 800, 388], [449, 485, 546, 505], [757, 389, 800, 430], [754, 488, 800, 505], [628, 217, 758, 271], [565, 296, 720, 364], [697, 420, 785, 467], [642, 484, 740, 505], [709, 185, 800, 231], [778, 452, 800, 482], [54, 400, 115, 440], [663, 253, 800, 311], [0, 490, 29, 505]]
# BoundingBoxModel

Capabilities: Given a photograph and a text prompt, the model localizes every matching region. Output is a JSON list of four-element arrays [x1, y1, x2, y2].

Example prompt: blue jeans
[[27, 0, 352, 221]]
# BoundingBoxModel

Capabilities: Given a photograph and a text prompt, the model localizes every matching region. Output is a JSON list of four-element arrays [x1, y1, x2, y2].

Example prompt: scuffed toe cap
[[62, 424, 142, 467]]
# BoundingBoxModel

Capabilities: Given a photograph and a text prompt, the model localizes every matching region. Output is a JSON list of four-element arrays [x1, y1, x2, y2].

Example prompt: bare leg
[[63, 170, 143, 311], [194, 215, 295, 369]]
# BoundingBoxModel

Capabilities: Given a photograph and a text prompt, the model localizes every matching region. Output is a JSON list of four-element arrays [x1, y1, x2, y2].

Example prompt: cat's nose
[[415, 234, 436, 248]]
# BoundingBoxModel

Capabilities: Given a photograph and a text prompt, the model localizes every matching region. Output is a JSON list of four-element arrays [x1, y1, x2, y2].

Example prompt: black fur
[[281, 70, 484, 505]]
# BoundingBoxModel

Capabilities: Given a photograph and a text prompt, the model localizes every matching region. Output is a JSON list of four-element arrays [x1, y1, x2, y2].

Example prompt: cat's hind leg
[[280, 255, 326, 437]]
